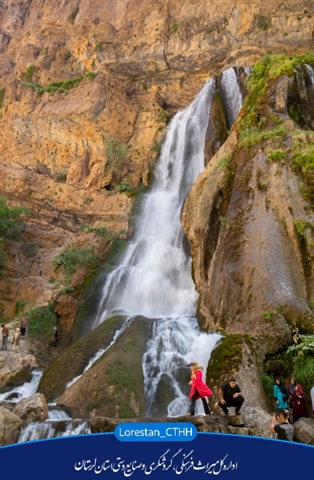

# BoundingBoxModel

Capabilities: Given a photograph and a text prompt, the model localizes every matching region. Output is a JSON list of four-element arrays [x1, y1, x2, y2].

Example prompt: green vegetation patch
[[115, 179, 147, 196], [206, 334, 243, 386], [239, 53, 314, 132], [292, 133, 314, 202], [239, 126, 287, 149], [68, 7, 79, 25], [27, 303, 57, 338], [53, 244, 98, 282], [286, 334, 314, 390], [22, 71, 97, 96], [25, 65, 35, 83], [0, 196, 29, 269], [266, 149, 287, 161], [104, 138, 129, 175]]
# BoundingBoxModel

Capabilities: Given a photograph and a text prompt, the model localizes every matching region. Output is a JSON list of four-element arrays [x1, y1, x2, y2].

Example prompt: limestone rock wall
[[0, 0, 314, 328]]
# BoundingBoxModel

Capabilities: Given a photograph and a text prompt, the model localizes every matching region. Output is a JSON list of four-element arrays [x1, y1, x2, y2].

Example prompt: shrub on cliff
[[53, 244, 98, 283], [0, 196, 29, 268], [27, 303, 57, 338], [286, 334, 314, 391]]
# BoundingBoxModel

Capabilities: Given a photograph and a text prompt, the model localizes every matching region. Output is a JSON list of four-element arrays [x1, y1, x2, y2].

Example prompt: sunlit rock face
[[0, 0, 313, 324]]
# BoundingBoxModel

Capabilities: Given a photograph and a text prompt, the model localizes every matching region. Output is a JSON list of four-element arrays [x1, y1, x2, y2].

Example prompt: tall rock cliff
[[0, 1, 314, 415]]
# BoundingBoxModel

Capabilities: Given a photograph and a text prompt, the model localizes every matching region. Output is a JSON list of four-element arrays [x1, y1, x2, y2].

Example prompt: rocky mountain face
[[0, 1, 314, 423]]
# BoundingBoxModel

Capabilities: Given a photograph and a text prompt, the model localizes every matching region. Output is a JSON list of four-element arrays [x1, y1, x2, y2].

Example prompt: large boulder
[[12, 393, 48, 422], [37, 316, 127, 402], [0, 406, 23, 446], [293, 418, 314, 445], [0, 353, 37, 392], [57, 316, 149, 418]]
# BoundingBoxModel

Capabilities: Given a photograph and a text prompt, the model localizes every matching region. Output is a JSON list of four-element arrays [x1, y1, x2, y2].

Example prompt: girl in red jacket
[[187, 362, 213, 416]]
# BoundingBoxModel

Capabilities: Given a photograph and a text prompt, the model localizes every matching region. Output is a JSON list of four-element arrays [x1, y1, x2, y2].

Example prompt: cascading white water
[[0, 369, 43, 402], [48, 408, 70, 420], [143, 317, 221, 416], [220, 67, 244, 127], [93, 79, 216, 325], [305, 64, 314, 85], [18, 420, 90, 443]]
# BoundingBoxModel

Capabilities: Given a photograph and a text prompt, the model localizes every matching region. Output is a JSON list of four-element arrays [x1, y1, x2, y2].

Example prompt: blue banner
[[0, 431, 313, 480]]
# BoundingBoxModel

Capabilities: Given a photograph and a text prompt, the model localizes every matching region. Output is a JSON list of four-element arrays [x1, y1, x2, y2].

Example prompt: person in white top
[[311, 385, 314, 415]]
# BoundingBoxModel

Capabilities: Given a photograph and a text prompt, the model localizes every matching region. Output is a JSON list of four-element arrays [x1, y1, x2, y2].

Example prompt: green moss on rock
[[206, 334, 243, 387], [57, 316, 149, 418], [37, 316, 126, 402]]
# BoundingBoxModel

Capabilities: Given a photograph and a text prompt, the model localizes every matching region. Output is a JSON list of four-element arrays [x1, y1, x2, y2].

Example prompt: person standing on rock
[[12, 328, 20, 352], [218, 377, 244, 416], [273, 377, 289, 410], [269, 409, 294, 441], [1, 324, 9, 351], [288, 377, 309, 423], [53, 326, 59, 347], [186, 362, 213, 416], [20, 316, 28, 338]]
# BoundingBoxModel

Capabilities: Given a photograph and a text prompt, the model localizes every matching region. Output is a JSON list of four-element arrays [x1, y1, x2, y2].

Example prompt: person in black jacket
[[218, 377, 245, 416]]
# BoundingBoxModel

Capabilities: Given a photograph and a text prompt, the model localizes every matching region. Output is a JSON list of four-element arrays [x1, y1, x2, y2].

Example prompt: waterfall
[[7, 68, 245, 424], [86, 77, 225, 417], [220, 67, 244, 127], [93, 79, 216, 325]]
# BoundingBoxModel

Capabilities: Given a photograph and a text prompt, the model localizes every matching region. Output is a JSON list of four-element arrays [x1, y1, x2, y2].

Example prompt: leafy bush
[[294, 219, 307, 240], [55, 172, 67, 183], [255, 14, 270, 30], [286, 335, 314, 388], [262, 310, 276, 322], [82, 224, 117, 241], [53, 244, 98, 279], [86, 72, 97, 81], [266, 150, 287, 161], [0, 196, 28, 239], [27, 304, 57, 338], [25, 65, 35, 83]]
